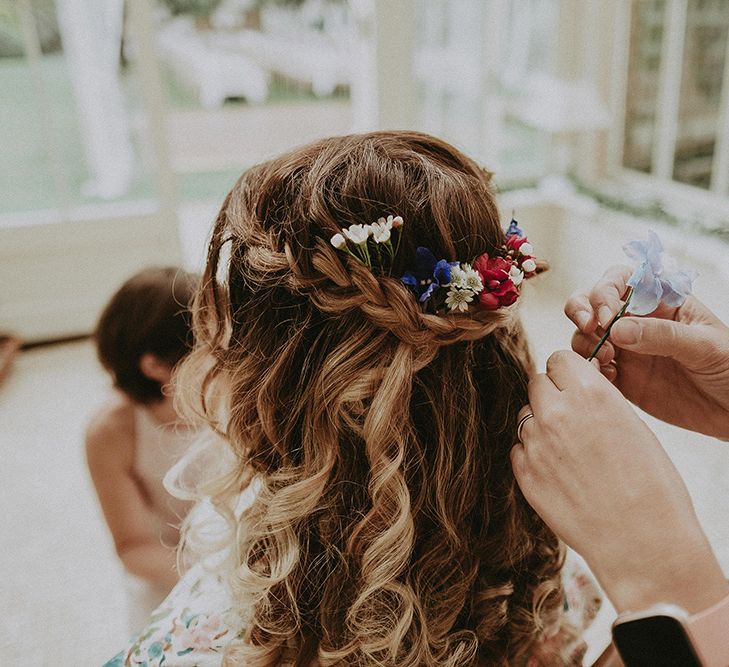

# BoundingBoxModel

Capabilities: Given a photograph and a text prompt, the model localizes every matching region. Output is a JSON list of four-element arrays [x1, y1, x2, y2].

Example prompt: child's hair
[[95, 266, 197, 405], [177, 132, 568, 666]]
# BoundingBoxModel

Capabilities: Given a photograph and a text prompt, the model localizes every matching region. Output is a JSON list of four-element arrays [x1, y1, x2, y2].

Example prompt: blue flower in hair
[[401, 247, 455, 302], [506, 218, 524, 238], [623, 230, 697, 316]]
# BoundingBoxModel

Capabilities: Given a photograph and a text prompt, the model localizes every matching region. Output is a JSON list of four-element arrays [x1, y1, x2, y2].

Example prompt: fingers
[[545, 350, 602, 392], [564, 289, 598, 334], [610, 316, 710, 366], [589, 265, 633, 328], [571, 330, 615, 365], [565, 266, 632, 333], [527, 372, 561, 415], [601, 362, 617, 383]]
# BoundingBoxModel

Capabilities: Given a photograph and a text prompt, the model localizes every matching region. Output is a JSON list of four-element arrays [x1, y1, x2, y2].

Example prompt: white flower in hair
[[450, 264, 467, 289], [461, 263, 484, 292], [509, 264, 524, 286], [451, 264, 483, 292], [520, 242, 534, 256], [445, 287, 474, 313], [342, 224, 370, 245], [377, 214, 404, 230], [330, 233, 346, 249], [522, 258, 537, 273], [371, 221, 391, 243]]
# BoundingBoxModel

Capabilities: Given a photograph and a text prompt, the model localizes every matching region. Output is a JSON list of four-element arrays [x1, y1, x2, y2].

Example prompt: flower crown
[[329, 217, 543, 313]]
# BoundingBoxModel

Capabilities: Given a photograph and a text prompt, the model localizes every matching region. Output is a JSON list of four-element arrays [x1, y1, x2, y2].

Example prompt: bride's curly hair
[[177, 131, 570, 666]]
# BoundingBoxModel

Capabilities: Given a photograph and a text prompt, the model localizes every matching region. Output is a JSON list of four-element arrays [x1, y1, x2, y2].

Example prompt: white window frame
[[607, 0, 729, 221], [1, 0, 182, 343]]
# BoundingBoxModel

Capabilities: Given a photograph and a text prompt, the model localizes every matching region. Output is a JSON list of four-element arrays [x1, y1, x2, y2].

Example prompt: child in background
[[86, 266, 199, 634]]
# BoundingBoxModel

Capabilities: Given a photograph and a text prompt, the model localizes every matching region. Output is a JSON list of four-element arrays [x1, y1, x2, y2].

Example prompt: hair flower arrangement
[[399, 218, 543, 313], [589, 230, 697, 360], [329, 215, 544, 314], [330, 215, 404, 273]]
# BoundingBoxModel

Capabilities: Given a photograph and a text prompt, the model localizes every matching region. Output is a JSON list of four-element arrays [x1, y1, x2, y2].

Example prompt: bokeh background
[[2, 1, 729, 664]]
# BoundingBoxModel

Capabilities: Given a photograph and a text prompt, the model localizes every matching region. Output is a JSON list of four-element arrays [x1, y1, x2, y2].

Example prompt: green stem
[[384, 239, 395, 275], [360, 241, 372, 268], [344, 246, 361, 263], [393, 227, 403, 262], [350, 242, 366, 264], [588, 287, 633, 362]]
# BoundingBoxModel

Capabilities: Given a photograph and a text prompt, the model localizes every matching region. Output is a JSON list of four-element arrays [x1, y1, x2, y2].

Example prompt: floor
[[0, 340, 128, 666], [2, 290, 729, 666]]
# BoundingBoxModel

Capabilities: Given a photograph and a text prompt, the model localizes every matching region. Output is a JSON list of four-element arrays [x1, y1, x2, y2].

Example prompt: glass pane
[[152, 0, 355, 206], [623, 0, 667, 173], [672, 0, 729, 189], [0, 0, 71, 215], [414, 0, 555, 185], [0, 0, 163, 217]]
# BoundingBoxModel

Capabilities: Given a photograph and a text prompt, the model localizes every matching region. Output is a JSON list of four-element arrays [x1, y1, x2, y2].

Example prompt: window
[[620, 0, 729, 196]]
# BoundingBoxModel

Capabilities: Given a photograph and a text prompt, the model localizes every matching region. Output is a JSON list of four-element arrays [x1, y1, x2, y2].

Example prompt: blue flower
[[623, 230, 697, 316], [400, 247, 455, 302], [506, 218, 524, 238]]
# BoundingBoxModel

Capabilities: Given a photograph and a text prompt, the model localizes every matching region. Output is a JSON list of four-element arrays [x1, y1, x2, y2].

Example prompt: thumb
[[610, 316, 705, 365]]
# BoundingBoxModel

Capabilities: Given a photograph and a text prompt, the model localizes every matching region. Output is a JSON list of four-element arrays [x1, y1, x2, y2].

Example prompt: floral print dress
[[104, 551, 602, 667]]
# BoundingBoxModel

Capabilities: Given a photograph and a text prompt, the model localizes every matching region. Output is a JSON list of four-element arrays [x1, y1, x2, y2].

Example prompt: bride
[[109, 131, 601, 667]]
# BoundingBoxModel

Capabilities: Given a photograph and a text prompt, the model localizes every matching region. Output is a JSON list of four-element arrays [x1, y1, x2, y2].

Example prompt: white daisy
[[460, 263, 484, 292], [509, 264, 524, 286], [391, 215, 404, 229], [450, 265, 468, 289], [330, 233, 346, 249], [342, 224, 370, 245], [445, 287, 474, 313]]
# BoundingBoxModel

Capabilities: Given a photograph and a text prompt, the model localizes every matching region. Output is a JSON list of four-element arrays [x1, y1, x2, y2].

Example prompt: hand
[[511, 350, 729, 614], [565, 265, 729, 440]]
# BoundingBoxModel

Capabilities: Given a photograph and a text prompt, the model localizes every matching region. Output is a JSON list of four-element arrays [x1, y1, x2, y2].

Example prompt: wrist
[[596, 532, 728, 614]]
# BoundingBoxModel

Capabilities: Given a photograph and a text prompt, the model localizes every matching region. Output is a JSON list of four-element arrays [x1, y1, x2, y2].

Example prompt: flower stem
[[360, 241, 372, 268], [393, 227, 402, 263], [588, 287, 633, 362]]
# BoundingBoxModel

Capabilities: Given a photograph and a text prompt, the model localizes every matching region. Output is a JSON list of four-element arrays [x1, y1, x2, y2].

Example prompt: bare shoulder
[[85, 397, 136, 469]]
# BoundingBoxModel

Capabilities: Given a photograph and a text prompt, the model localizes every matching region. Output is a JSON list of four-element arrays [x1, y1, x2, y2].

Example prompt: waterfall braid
[[176, 131, 570, 666]]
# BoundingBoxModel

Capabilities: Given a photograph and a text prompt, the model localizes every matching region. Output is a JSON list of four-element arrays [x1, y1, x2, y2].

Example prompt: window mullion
[[651, 0, 687, 180], [479, 0, 510, 171], [710, 31, 729, 196], [607, 0, 632, 175]]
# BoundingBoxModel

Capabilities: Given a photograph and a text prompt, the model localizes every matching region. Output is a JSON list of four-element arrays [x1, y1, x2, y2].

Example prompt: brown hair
[[179, 132, 567, 665], [95, 266, 197, 404]]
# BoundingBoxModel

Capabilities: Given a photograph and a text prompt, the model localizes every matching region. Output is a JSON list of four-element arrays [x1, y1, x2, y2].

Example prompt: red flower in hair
[[506, 234, 529, 252], [474, 253, 520, 310]]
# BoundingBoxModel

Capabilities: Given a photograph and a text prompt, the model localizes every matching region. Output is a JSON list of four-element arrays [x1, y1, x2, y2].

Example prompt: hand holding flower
[[566, 259, 729, 440], [588, 231, 696, 361]]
